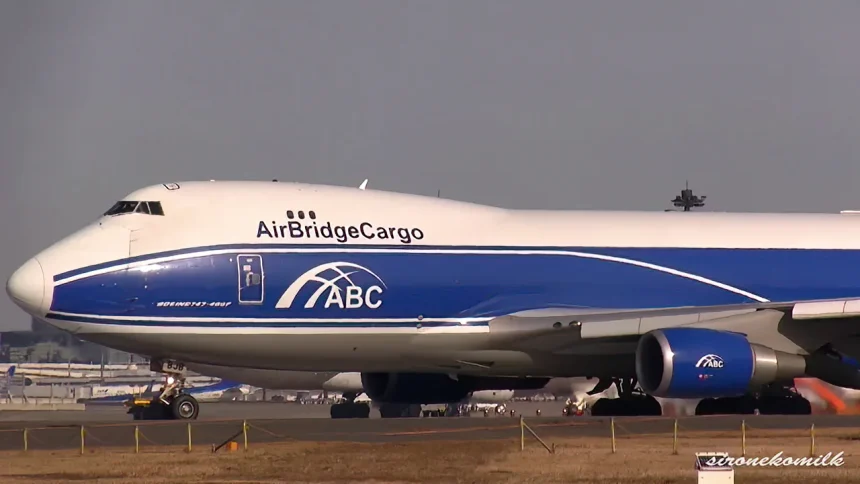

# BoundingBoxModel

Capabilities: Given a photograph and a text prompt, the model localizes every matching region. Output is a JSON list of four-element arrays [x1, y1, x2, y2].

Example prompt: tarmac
[[1, 401, 859, 452]]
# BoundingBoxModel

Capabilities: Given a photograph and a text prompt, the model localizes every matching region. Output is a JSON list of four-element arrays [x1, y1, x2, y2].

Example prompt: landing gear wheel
[[695, 396, 757, 415], [330, 402, 371, 419], [757, 396, 812, 415], [695, 398, 717, 416], [379, 403, 421, 418], [591, 395, 662, 416], [171, 394, 199, 420]]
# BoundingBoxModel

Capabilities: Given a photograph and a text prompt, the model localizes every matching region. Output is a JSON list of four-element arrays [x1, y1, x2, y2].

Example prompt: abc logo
[[324, 285, 382, 309], [695, 354, 724, 369]]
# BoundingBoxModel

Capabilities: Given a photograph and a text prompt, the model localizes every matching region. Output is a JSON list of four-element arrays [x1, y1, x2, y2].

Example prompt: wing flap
[[792, 299, 860, 320]]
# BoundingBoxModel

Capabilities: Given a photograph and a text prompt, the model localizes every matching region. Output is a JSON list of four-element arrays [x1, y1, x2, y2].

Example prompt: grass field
[[1, 429, 858, 483]]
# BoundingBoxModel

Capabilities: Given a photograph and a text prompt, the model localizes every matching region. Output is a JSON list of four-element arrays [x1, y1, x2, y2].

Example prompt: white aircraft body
[[8, 180, 860, 419]]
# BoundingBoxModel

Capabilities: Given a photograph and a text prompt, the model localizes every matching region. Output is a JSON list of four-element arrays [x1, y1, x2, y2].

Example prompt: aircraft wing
[[486, 298, 860, 357]]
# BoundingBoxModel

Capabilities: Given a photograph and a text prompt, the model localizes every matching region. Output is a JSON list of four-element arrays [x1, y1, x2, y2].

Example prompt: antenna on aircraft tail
[[358, 179, 368, 190]]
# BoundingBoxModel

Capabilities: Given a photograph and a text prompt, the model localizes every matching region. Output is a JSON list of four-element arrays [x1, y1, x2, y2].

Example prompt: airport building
[[0, 317, 144, 365]]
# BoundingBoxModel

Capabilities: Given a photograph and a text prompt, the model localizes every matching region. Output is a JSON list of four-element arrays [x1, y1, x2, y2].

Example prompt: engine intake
[[635, 327, 806, 399]]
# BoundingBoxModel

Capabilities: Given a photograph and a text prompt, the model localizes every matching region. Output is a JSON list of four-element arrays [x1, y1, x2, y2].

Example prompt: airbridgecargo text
[[256, 220, 424, 244]]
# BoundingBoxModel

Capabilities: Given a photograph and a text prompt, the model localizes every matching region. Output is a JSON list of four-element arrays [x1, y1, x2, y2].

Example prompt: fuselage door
[[237, 254, 265, 305]]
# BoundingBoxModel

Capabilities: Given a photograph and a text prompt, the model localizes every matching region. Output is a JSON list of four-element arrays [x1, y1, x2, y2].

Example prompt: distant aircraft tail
[[187, 379, 242, 394], [6, 366, 15, 377]]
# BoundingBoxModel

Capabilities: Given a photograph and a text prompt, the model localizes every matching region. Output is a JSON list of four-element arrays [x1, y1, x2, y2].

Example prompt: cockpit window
[[103, 201, 165, 216], [147, 201, 164, 215], [104, 201, 139, 216]]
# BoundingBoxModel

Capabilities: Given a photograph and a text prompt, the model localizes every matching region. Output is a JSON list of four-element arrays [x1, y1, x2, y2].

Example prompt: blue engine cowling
[[635, 327, 805, 399]]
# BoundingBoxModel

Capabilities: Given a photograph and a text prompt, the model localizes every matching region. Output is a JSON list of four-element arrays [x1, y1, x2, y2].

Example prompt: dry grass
[[2, 429, 860, 483]]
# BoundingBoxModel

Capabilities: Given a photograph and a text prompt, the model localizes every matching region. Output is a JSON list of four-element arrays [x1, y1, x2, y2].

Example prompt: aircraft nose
[[6, 258, 47, 315]]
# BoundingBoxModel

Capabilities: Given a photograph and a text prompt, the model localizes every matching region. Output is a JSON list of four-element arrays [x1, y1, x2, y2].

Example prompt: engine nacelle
[[635, 327, 806, 399], [361, 372, 548, 404]]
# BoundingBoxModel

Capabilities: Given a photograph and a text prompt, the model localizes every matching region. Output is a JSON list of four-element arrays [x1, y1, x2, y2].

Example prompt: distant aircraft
[[1, 366, 15, 393], [82, 378, 244, 404], [11, 179, 860, 420]]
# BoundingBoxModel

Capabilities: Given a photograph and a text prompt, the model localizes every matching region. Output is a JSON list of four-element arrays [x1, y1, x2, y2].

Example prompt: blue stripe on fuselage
[[48, 244, 860, 324], [45, 313, 489, 328]]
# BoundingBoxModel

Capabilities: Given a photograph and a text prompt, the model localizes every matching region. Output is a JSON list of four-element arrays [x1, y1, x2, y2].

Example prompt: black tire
[[355, 403, 371, 418], [697, 395, 757, 415], [379, 403, 422, 418], [330, 403, 350, 419], [591, 396, 662, 416], [793, 397, 812, 415], [642, 396, 663, 416], [695, 398, 714, 416], [758, 396, 812, 415], [330, 402, 371, 419], [170, 394, 199, 420], [590, 398, 616, 417]]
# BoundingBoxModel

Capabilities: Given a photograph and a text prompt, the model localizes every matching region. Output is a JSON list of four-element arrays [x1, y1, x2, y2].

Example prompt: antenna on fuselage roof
[[358, 179, 368, 190]]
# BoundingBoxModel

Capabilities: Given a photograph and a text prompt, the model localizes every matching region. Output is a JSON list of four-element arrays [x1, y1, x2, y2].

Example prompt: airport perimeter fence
[[0, 414, 853, 459]]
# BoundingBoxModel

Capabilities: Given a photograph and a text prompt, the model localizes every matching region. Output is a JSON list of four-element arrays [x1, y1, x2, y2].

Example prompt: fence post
[[243, 420, 248, 451], [80, 426, 85, 455], [23, 428, 28, 452], [741, 420, 746, 457], [134, 425, 140, 454], [672, 418, 678, 455], [520, 415, 524, 451], [187, 422, 192, 453], [809, 423, 815, 457], [610, 418, 616, 454]]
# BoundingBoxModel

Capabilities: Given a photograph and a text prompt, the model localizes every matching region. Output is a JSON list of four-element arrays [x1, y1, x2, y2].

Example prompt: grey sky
[[1, 1, 859, 330]]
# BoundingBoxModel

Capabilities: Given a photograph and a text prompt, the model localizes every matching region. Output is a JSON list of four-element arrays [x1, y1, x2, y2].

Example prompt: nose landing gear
[[126, 359, 200, 421]]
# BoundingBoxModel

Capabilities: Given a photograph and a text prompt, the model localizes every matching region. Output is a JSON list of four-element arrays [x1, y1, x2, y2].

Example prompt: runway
[[1, 401, 858, 452]]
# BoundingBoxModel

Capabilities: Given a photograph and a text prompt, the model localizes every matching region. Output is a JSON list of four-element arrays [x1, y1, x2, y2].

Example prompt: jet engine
[[635, 327, 807, 399], [360, 372, 547, 404]]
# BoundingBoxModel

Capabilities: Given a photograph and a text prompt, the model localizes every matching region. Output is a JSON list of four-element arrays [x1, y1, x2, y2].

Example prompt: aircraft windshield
[[103, 201, 165, 216]]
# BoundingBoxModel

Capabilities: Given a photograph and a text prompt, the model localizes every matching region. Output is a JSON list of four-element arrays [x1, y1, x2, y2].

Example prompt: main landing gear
[[328, 393, 421, 419], [590, 378, 663, 417], [378, 404, 422, 418], [695, 383, 812, 415], [329, 392, 372, 419], [126, 359, 200, 421]]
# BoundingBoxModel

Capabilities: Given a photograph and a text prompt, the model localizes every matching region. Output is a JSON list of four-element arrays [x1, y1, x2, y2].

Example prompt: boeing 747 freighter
[[8, 180, 860, 420]]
